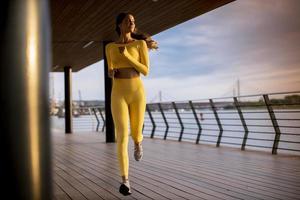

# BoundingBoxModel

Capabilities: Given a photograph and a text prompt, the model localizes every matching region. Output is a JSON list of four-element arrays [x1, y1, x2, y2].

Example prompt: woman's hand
[[146, 39, 158, 50], [118, 46, 126, 54], [108, 69, 119, 78], [108, 69, 114, 78]]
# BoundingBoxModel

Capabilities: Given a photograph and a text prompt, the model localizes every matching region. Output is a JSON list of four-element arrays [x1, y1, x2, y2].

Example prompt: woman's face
[[119, 14, 135, 33]]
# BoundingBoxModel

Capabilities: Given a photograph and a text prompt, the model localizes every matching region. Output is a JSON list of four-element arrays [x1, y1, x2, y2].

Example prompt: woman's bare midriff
[[114, 68, 140, 79]]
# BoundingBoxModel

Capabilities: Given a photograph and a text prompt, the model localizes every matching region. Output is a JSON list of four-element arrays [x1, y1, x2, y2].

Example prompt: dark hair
[[115, 12, 150, 40]]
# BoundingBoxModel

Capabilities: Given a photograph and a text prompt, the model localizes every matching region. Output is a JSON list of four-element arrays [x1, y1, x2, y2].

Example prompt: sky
[[50, 0, 300, 102]]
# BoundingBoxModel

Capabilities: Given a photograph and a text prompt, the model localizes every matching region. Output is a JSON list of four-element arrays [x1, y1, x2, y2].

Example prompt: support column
[[189, 101, 202, 144], [64, 66, 72, 133], [146, 104, 156, 138], [233, 97, 249, 150], [158, 103, 169, 140], [263, 94, 281, 154], [210, 99, 223, 147], [0, 0, 52, 199], [172, 102, 184, 141], [98, 107, 106, 132], [103, 41, 115, 143]]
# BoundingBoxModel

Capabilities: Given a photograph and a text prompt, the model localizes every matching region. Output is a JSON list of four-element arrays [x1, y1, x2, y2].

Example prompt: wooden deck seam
[[54, 149, 189, 200], [54, 153, 137, 200], [85, 143, 300, 192], [54, 171, 88, 200], [57, 146, 248, 200], [55, 147, 212, 200], [67, 145, 284, 200], [56, 147, 211, 200], [82, 143, 299, 199], [51, 132, 300, 200], [54, 163, 116, 200], [55, 168, 102, 200], [54, 150, 161, 200]]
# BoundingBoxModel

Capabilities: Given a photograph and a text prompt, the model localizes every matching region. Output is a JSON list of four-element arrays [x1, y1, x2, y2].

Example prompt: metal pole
[[233, 97, 248, 150], [158, 103, 169, 140], [209, 99, 223, 147], [189, 101, 202, 144], [146, 104, 156, 138], [98, 107, 106, 132], [64, 66, 72, 133], [0, 0, 52, 199], [263, 94, 281, 154], [172, 102, 184, 141], [103, 41, 115, 143], [92, 108, 100, 132]]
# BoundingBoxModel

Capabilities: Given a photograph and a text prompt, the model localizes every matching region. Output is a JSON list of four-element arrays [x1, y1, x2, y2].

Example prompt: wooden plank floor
[[51, 130, 300, 200]]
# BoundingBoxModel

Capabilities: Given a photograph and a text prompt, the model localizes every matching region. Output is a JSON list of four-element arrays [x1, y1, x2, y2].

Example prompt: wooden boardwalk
[[52, 130, 300, 200]]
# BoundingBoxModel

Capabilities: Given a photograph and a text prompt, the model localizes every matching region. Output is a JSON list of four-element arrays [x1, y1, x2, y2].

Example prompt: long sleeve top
[[105, 40, 150, 76]]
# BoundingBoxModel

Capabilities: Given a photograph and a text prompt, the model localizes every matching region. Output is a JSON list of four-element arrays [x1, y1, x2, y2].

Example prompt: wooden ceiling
[[51, 0, 234, 72]]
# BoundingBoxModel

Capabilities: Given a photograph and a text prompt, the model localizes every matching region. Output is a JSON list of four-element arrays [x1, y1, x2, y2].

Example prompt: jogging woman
[[105, 12, 158, 195]]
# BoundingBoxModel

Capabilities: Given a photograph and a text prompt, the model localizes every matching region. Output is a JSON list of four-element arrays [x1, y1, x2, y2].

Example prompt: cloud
[[149, 0, 300, 87], [144, 0, 300, 100], [50, 61, 104, 101], [52, 0, 300, 101]]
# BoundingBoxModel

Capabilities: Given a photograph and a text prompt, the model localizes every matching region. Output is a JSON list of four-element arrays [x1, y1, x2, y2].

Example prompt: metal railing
[[72, 107, 106, 132], [68, 91, 300, 155]]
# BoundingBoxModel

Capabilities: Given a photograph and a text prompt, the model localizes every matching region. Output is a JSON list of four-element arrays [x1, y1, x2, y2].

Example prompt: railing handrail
[[147, 90, 300, 104]]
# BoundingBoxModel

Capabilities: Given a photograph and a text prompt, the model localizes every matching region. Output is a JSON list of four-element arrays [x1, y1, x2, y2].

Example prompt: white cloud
[[52, 0, 300, 102]]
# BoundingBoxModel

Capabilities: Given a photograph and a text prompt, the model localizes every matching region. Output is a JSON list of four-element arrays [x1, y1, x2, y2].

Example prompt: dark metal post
[[64, 66, 72, 133], [92, 108, 100, 132], [189, 101, 202, 144], [233, 97, 249, 150], [103, 41, 115, 143], [98, 107, 106, 132], [172, 102, 184, 141], [209, 99, 223, 147], [0, 0, 52, 199], [158, 103, 169, 140], [146, 104, 156, 138], [263, 94, 281, 154]]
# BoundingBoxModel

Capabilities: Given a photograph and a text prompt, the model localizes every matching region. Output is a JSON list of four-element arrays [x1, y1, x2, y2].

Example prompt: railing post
[[209, 99, 223, 147], [172, 102, 184, 141], [98, 108, 106, 132], [263, 94, 281, 154], [189, 101, 202, 144], [146, 104, 156, 138], [92, 108, 100, 132], [233, 97, 249, 150], [158, 103, 169, 140]]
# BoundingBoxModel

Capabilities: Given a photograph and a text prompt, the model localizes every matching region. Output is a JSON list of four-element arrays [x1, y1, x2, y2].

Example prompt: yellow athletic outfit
[[105, 40, 149, 178]]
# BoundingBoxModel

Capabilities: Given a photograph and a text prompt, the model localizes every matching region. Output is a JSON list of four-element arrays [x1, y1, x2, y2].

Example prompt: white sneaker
[[134, 143, 143, 161], [119, 181, 132, 196]]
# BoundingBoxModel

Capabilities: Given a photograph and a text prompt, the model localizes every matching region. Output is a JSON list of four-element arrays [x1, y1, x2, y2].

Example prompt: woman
[[105, 12, 158, 196]]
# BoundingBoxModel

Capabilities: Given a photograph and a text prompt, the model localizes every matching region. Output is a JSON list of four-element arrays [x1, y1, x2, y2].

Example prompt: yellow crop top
[[105, 40, 150, 76]]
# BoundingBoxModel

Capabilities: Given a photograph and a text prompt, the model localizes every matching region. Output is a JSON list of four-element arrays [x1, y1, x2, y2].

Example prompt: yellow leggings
[[111, 76, 146, 178]]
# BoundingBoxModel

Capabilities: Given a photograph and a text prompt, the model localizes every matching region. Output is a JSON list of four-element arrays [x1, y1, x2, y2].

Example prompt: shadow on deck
[[52, 130, 300, 200]]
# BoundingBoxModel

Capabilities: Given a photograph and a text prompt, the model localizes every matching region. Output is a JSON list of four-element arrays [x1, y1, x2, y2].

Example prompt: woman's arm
[[121, 40, 150, 76], [105, 44, 115, 78]]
